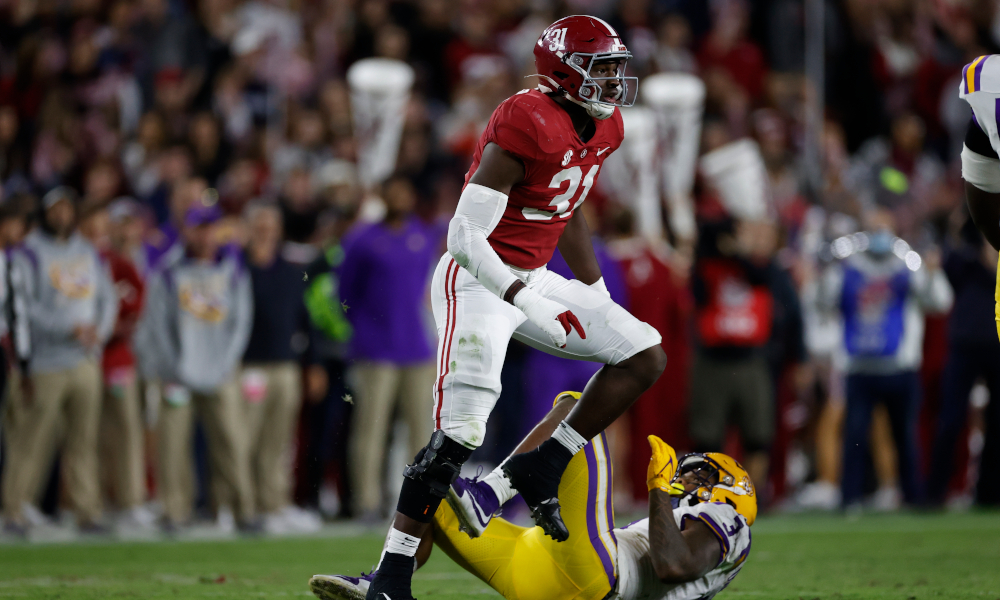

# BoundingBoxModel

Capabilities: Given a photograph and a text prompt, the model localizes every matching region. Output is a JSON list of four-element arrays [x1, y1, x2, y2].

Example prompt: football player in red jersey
[[316, 16, 667, 600]]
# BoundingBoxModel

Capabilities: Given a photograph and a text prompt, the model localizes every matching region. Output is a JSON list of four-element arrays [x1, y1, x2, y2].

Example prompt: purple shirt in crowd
[[338, 216, 443, 364]]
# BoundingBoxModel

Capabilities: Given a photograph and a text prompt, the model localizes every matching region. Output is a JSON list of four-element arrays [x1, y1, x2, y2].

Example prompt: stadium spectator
[[295, 195, 356, 517], [0, 198, 31, 489], [143, 176, 207, 273], [689, 217, 779, 491], [138, 203, 255, 530], [817, 206, 952, 509], [78, 201, 152, 528], [241, 202, 321, 533], [339, 175, 440, 521], [2, 187, 118, 533]]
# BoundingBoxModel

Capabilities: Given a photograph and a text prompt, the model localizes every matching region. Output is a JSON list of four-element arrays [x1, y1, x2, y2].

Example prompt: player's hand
[[647, 435, 683, 495], [512, 287, 585, 348]]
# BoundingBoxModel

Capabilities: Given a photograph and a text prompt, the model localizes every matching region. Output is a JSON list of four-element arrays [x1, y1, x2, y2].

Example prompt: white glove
[[590, 277, 610, 297], [512, 287, 586, 348]]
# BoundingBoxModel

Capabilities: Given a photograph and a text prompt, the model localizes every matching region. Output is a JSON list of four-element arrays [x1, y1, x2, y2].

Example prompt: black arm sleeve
[[966, 117, 999, 158]]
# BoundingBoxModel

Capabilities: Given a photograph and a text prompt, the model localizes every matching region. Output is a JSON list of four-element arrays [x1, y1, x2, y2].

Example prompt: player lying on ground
[[349, 15, 666, 600], [311, 392, 755, 600]]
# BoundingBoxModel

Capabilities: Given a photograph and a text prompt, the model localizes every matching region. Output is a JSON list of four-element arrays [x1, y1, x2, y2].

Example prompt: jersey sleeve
[[488, 95, 541, 169], [959, 55, 1000, 158], [681, 503, 752, 568]]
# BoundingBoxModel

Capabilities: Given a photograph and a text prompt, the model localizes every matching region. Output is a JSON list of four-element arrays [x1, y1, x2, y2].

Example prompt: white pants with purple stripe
[[429, 252, 662, 448]]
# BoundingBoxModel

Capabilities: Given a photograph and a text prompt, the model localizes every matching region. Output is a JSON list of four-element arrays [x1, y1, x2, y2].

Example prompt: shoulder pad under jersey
[[960, 55, 1000, 157], [500, 90, 578, 158]]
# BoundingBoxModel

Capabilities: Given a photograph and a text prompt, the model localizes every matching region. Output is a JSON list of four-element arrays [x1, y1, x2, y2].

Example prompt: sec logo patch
[[562, 150, 572, 166]]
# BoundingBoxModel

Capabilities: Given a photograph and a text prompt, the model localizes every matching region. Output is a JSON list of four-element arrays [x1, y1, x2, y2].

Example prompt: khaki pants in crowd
[[99, 366, 146, 510], [349, 361, 435, 517], [1, 360, 103, 525], [157, 379, 255, 525], [242, 362, 302, 514]]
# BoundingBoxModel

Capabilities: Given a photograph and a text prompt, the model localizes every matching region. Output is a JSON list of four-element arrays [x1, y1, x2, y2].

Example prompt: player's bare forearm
[[557, 210, 602, 285], [467, 143, 525, 195], [965, 181, 1000, 251], [647, 489, 720, 583], [509, 394, 579, 455]]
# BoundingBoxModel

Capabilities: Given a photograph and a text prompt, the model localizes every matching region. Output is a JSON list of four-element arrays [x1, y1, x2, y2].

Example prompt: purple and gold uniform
[[434, 431, 618, 600], [433, 438, 752, 600]]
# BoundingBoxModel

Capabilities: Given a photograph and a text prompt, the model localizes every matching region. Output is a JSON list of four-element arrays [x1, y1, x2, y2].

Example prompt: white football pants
[[430, 252, 662, 448]]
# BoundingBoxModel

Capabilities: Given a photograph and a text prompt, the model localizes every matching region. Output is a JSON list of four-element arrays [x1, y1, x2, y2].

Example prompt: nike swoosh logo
[[596, 147, 610, 156], [461, 487, 490, 527], [470, 496, 490, 527]]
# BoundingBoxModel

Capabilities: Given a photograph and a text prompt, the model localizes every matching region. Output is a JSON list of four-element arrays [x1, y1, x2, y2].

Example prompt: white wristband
[[590, 276, 610, 297], [961, 144, 1000, 193]]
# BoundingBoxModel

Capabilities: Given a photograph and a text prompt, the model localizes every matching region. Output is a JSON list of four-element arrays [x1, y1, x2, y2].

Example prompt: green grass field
[[1, 511, 998, 599]]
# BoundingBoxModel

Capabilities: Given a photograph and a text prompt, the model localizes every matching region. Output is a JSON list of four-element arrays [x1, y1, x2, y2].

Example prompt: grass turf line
[[0, 512, 997, 599]]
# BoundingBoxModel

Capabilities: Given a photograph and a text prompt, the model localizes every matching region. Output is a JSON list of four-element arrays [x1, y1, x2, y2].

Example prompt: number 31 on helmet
[[532, 15, 638, 120]]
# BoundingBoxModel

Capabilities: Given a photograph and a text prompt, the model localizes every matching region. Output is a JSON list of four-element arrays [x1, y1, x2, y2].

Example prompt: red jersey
[[101, 250, 145, 373], [465, 89, 624, 270]]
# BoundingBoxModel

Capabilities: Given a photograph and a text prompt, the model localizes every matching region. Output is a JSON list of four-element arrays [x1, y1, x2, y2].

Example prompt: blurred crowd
[[0, 0, 999, 537]]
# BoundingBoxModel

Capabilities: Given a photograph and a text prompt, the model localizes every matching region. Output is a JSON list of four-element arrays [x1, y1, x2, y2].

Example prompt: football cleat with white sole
[[446, 474, 501, 538], [309, 571, 375, 600]]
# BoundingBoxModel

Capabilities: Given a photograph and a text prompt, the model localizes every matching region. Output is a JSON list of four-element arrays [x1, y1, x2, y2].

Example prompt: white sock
[[483, 464, 517, 505], [551, 420, 587, 455], [378, 528, 421, 567]]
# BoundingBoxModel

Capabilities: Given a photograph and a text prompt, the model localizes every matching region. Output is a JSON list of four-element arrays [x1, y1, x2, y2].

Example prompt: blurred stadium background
[[1, 0, 1000, 596]]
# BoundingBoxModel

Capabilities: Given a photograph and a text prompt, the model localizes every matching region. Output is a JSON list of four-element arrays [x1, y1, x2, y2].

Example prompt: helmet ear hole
[[554, 71, 569, 80], [725, 498, 737, 510]]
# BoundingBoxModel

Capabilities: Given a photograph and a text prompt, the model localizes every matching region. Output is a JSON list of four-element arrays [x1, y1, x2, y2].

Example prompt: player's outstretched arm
[[965, 181, 1000, 251], [961, 118, 1000, 250], [647, 490, 721, 584], [450, 142, 585, 347], [645, 436, 721, 584], [959, 118, 1000, 341]]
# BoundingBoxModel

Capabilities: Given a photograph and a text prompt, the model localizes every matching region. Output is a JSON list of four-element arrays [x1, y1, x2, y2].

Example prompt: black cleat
[[502, 450, 570, 542], [363, 555, 417, 600], [364, 575, 417, 600], [526, 497, 570, 542]]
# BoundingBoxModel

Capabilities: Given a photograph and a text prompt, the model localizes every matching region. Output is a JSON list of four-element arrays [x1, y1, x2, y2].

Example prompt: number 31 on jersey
[[522, 165, 600, 221]]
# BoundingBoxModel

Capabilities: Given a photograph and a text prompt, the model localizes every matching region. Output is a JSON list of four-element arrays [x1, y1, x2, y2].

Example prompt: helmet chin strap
[[564, 94, 615, 120], [529, 75, 615, 120]]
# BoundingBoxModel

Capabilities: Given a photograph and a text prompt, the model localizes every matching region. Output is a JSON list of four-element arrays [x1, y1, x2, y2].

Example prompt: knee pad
[[397, 431, 473, 522], [403, 430, 473, 498]]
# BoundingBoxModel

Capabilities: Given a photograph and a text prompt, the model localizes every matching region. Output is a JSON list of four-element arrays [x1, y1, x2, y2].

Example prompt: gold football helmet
[[672, 452, 757, 526]]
